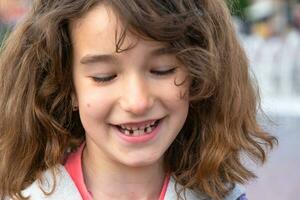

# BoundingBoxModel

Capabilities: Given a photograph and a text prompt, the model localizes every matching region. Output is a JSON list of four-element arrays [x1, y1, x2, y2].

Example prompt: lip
[[114, 119, 159, 127], [112, 118, 163, 144]]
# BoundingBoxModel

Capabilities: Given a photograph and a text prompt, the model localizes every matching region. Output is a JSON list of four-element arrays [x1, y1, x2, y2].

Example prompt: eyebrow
[[80, 54, 116, 65], [79, 47, 177, 65], [150, 46, 177, 57]]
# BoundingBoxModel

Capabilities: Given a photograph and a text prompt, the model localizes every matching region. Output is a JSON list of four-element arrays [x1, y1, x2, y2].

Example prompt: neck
[[82, 146, 166, 200]]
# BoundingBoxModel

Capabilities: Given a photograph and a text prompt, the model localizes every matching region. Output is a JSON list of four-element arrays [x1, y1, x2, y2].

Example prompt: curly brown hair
[[0, 0, 277, 199]]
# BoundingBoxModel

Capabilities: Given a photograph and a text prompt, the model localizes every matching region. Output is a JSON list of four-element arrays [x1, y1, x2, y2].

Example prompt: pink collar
[[64, 144, 93, 200], [64, 144, 170, 200]]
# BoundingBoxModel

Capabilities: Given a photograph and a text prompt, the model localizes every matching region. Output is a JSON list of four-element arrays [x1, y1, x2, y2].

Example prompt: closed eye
[[150, 67, 177, 76], [91, 74, 117, 83]]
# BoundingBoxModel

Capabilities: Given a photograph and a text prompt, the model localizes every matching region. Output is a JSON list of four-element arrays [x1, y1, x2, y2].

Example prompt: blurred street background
[[0, 0, 299, 199], [228, 1, 300, 199]]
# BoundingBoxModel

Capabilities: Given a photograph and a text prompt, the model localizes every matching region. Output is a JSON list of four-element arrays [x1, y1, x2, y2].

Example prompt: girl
[[0, 0, 277, 200]]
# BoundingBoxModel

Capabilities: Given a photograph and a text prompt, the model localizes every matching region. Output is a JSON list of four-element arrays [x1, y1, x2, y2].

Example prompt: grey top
[[16, 165, 245, 200]]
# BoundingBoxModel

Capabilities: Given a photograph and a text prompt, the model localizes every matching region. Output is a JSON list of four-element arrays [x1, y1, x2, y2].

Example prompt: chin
[[120, 154, 163, 168]]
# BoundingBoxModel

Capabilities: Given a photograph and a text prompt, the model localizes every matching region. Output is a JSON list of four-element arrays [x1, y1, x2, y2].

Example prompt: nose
[[119, 75, 154, 115]]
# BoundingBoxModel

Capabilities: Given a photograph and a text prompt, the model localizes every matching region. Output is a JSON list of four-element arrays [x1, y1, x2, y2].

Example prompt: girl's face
[[71, 4, 189, 168]]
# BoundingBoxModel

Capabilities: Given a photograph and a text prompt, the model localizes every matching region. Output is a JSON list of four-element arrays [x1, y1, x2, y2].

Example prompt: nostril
[[119, 84, 154, 114], [120, 99, 154, 114]]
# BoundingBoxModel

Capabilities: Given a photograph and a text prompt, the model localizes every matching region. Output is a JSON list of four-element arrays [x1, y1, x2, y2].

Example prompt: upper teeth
[[120, 120, 156, 131]]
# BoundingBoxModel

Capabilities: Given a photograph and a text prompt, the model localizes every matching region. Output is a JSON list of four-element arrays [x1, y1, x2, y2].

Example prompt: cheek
[[164, 80, 190, 118], [166, 78, 190, 104], [78, 101, 110, 135], [173, 70, 190, 99], [161, 88, 189, 116], [77, 92, 114, 121]]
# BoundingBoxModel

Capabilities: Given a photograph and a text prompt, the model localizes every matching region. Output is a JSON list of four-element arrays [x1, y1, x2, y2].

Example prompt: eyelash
[[150, 67, 177, 76], [91, 67, 177, 83], [91, 75, 117, 83]]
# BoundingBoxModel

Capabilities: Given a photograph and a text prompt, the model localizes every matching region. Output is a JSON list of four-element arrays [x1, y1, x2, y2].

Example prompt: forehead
[[72, 4, 116, 31], [69, 3, 169, 57], [70, 3, 117, 46]]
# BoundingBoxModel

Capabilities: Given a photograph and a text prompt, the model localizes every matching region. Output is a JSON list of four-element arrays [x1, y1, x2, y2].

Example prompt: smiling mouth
[[115, 119, 161, 137]]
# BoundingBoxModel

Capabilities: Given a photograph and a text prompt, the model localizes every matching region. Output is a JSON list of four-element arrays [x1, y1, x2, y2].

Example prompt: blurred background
[[228, 0, 300, 199], [0, 0, 299, 199]]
